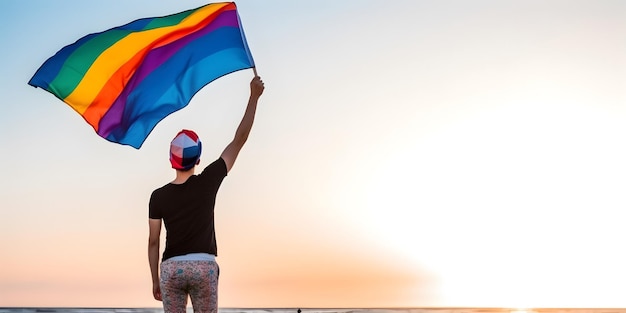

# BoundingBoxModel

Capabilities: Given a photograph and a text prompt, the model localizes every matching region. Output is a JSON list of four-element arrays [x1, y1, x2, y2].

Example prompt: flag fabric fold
[[29, 2, 255, 149]]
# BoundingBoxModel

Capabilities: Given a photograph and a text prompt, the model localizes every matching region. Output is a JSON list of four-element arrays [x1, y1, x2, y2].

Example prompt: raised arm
[[220, 76, 265, 173]]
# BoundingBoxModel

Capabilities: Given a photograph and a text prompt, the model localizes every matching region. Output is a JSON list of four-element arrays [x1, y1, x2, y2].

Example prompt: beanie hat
[[170, 129, 202, 171]]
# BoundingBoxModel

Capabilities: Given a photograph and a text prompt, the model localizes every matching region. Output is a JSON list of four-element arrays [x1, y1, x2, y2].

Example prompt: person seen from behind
[[148, 76, 265, 313]]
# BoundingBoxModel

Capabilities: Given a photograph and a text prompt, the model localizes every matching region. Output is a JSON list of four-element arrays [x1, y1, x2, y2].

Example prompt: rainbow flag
[[28, 2, 255, 149]]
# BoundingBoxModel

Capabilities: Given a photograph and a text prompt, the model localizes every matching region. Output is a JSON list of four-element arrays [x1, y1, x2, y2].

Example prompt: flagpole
[[253, 67, 258, 77]]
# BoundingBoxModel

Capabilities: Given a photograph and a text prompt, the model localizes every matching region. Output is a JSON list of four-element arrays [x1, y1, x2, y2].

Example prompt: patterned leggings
[[160, 260, 219, 313]]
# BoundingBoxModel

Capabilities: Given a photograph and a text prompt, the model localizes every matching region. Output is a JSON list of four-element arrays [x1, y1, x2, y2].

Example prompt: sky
[[1, 0, 625, 309]]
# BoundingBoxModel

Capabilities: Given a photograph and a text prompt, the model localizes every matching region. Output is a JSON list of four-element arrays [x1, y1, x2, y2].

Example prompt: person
[[148, 76, 265, 313]]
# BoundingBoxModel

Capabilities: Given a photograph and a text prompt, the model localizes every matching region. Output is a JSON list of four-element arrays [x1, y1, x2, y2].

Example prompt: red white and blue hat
[[170, 129, 202, 170]]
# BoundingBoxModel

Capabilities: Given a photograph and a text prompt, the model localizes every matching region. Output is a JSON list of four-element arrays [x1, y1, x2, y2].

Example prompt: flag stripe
[[140, 10, 193, 31]]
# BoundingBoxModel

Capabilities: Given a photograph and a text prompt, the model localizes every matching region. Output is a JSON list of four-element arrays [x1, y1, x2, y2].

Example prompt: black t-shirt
[[149, 158, 227, 261]]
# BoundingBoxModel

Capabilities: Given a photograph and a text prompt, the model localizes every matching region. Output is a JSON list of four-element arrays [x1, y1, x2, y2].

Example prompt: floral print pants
[[160, 260, 219, 313]]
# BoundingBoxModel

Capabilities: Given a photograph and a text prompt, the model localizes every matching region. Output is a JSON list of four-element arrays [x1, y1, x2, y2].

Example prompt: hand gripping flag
[[28, 2, 255, 149]]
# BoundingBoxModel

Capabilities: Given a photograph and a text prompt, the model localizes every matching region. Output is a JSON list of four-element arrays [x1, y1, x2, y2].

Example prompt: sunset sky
[[1, 0, 625, 309]]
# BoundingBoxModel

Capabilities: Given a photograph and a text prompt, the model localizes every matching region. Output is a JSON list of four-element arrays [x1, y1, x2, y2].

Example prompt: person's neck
[[172, 168, 195, 184]]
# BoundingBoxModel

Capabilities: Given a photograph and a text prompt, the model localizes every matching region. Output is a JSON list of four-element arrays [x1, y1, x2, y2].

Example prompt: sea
[[0, 308, 625, 313]]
